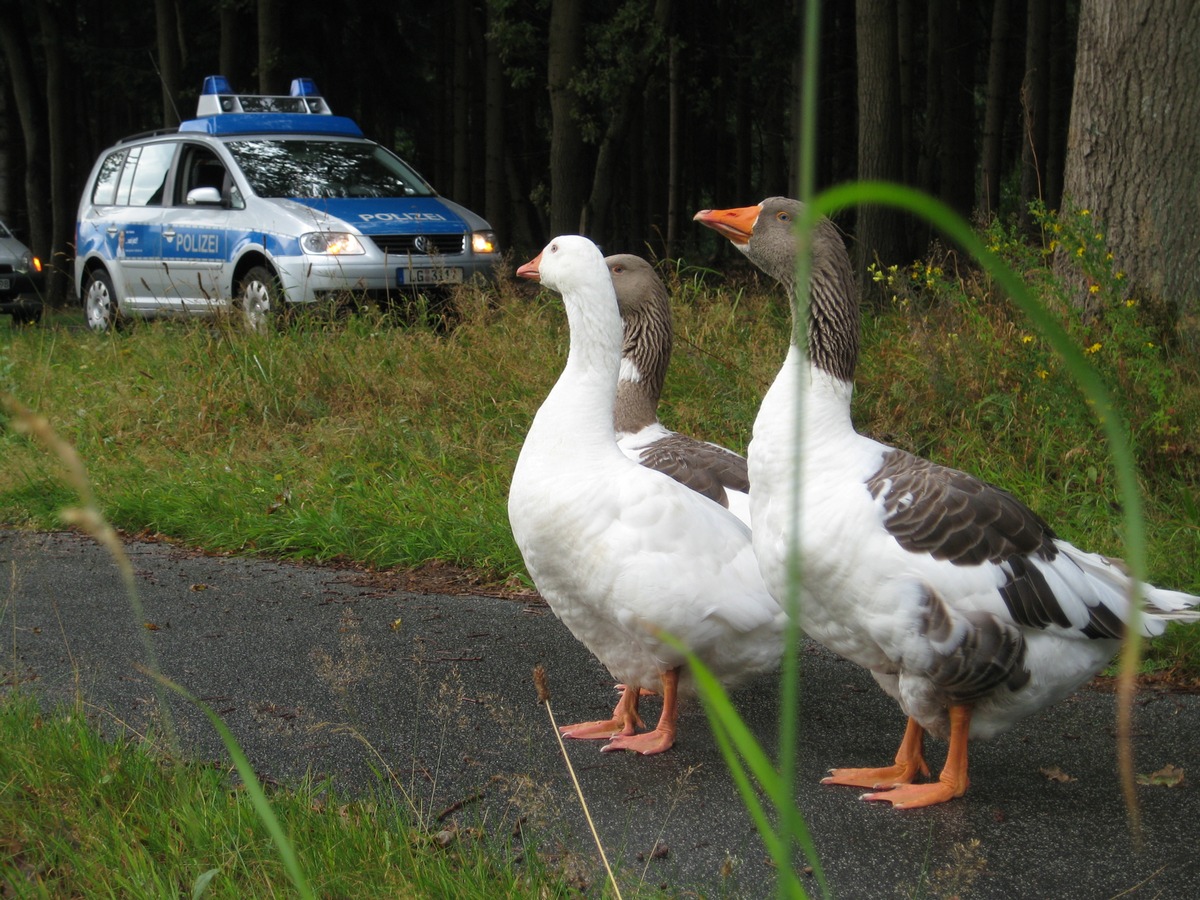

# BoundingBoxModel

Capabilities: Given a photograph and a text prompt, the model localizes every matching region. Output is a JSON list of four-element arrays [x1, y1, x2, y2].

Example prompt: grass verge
[[0, 690, 568, 897]]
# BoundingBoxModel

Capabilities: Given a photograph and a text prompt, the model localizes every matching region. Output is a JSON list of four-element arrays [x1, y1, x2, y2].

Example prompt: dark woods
[[0, 0, 1079, 304]]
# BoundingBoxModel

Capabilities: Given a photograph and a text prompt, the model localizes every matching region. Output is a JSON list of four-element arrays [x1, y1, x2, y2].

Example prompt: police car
[[75, 76, 499, 332]]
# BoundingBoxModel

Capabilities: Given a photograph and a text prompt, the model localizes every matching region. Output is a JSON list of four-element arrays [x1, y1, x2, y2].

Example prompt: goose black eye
[[612, 265, 624, 274], [777, 211, 791, 223], [549, 242, 558, 254]]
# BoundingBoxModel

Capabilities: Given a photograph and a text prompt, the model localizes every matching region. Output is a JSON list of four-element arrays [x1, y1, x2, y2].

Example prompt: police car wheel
[[84, 269, 120, 333], [237, 265, 277, 333]]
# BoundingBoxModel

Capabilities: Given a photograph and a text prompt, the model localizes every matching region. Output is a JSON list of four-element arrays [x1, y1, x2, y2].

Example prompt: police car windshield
[[226, 139, 435, 200]]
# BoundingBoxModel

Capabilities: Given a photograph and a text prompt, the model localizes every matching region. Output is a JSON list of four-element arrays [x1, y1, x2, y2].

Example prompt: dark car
[[0, 218, 44, 325]]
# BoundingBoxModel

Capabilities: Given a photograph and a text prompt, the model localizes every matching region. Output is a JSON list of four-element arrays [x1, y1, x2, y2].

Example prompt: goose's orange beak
[[516, 252, 543, 281], [693, 204, 762, 245]]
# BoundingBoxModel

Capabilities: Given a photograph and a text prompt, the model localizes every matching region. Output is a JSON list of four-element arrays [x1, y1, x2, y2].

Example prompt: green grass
[[3, 229, 1196, 636], [0, 690, 570, 898]]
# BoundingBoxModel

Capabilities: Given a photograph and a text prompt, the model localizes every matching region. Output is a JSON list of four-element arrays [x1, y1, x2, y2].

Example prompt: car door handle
[[162, 229, 176, 240]]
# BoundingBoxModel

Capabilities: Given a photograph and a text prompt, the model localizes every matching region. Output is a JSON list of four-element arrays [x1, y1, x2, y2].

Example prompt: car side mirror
[[186, 187, 224, 206]]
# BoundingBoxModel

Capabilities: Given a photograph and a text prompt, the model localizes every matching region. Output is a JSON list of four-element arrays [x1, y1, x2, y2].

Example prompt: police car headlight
[[301, 232, 365, 255], [471, 230, 498, 254]]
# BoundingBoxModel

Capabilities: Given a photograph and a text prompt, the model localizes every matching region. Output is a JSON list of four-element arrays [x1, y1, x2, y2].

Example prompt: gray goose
[[509, 235, 785, 755], [607, 254, 751, 525], [695, 197, 1200, 808]]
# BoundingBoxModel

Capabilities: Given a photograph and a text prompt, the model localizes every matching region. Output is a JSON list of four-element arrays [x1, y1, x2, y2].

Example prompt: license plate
[[397, 266, 463, 285], [0, 278, 9, 291]]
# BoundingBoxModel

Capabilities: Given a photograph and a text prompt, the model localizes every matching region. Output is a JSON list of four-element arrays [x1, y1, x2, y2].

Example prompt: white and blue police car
[[75, 76, 499, 332]]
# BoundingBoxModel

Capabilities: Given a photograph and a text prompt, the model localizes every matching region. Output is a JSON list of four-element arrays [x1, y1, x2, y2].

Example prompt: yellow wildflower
[[1022, 335, 1034, 344], [1089, 284, 1100, 294]]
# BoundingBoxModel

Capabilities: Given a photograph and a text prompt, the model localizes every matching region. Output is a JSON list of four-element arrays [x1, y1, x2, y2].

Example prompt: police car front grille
[[372, 234, 466, 256]]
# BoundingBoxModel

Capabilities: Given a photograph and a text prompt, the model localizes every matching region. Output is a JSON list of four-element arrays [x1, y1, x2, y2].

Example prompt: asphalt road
[[2, 527, 1198, 898]]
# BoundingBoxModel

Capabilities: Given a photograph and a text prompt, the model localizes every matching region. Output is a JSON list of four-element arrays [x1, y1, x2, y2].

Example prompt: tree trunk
[[257, 0, 282, 93], [154, 0, 180, 125], [0, 6, 49, 266], [938, 0, 975, 218], [666, 37, 680, 256], [1019, 0, 1050, 230], [980, 0, 1010, 217], [547, 0, 587, 235], [451, 0, 470, 204], [35, 5, 71, 305], [855, 0, 908, 290], [896, 0, 915, 186], [1061, 0, 1200, 326], [218, 0, 243, 89], [483, 9, 507, 249]]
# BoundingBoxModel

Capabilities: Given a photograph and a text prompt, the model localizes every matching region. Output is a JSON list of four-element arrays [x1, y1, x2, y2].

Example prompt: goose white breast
[[607, 253, 751, 526], [696, 197, 1200, 808], [508, 235, 785, 755]]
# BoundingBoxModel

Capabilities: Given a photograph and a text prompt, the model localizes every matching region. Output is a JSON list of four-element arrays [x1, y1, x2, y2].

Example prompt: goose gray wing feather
[[867, 448, 1132, 640], [867, 448, 1057, 566], [638, 433, 750, 510]]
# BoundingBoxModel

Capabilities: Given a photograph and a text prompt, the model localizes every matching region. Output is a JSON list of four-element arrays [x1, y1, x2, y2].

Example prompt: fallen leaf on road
[[1136, 764, 1185, 787]]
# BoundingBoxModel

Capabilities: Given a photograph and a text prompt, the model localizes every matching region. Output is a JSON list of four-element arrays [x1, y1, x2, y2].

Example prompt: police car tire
[[237, 265, 278, 333], [84, 269, 121, 333]]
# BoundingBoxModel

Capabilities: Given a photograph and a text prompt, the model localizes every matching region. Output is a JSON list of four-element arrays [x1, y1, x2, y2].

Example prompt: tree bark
[[218, 0, 243, 89], [547, 0, 587, 235], [855, 0, 908, 290], [483, 8, 507, 248], [1019, 0, 1050, 230], [0, 5, 49, 265], [1061, 0, 1200, 324], [35, 4, 71, 305], [980, 0, 1010, 217], [451, 0, 470, 204], [154, 0, 180, 125], [257, 0, 282, 93]]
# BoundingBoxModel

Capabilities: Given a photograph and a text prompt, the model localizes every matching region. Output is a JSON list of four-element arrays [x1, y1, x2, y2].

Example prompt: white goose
[[695, 197, 1200, 807], [509, 235, 785, 755], [608, 253, 752, 526]]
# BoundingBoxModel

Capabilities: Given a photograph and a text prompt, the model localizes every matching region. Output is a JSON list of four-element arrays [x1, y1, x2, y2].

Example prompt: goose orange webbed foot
[[602, 727, 675, 755], [861, 778, 965, 809], [821, 716, 930, 789], [559, 683, 644, 740]]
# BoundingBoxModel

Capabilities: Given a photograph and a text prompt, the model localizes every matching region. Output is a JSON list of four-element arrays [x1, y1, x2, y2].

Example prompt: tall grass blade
[[141, 666, 316, 900]]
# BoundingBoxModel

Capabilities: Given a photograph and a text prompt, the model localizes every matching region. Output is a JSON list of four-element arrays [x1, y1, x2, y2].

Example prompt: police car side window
[[177, 146, 228, 204], [126, 143, 176, 207], [91, 150, 127, 205]]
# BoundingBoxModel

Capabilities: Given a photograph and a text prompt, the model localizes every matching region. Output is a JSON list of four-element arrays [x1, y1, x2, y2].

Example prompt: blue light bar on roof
[[178, 113, 363, 137], [194, 75, 332, 117], [202, 75, 234, 95]]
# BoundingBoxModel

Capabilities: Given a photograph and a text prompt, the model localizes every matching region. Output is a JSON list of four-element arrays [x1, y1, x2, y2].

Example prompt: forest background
[[1, 0, 1197, 328]]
